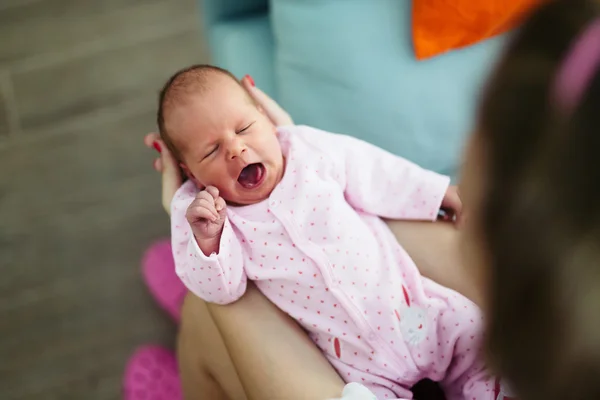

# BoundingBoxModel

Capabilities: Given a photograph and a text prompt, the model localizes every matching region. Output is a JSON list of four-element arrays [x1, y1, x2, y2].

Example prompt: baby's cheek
[[219, 186, 238, 202]]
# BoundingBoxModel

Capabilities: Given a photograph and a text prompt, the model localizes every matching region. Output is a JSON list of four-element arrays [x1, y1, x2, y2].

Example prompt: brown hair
[[156, 64, 241, 162], [477, 0, 600, 399]]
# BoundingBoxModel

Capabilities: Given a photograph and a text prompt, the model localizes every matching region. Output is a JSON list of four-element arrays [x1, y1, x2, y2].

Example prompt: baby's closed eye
[[236, 122, 254, 134]]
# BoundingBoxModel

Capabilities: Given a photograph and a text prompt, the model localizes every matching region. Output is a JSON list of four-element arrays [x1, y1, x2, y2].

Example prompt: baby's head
[[157, 65, 284, 205], [460, 1, 600, 398]]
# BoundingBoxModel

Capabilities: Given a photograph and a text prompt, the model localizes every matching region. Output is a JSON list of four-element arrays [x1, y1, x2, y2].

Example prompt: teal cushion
[[210, 14, 277, 99], [271, 0, 506, 178]]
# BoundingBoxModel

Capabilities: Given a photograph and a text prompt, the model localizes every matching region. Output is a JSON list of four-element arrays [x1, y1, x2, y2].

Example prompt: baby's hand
[[186, 186, 227, 255], [441, 185, 462, 225]]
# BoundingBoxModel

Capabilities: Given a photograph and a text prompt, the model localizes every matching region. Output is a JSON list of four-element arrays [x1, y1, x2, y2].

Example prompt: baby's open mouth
[[237, 163, 265, 189]]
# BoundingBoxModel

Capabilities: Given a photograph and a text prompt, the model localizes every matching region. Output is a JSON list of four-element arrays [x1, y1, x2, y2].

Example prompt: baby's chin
[[224, 195, 268, 207], [225, 182, 277, 207]]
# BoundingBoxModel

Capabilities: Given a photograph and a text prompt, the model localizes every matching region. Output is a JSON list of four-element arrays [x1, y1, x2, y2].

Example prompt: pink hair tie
[[552, 18, 600, 115]]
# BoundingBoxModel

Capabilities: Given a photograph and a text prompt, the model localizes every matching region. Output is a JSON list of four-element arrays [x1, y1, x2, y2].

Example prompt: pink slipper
[[123, 345, 182, 400], [141, 239, 187, 323]]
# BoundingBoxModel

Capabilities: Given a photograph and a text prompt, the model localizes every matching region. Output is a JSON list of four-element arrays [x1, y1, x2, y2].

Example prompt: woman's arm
[[385, 219, 480, 305]]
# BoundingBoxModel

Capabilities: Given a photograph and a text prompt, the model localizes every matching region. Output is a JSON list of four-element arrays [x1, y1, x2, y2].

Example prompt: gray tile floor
[[0, 1, 208, 398]]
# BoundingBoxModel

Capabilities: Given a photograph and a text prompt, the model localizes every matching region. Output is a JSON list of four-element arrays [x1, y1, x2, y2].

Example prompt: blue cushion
[[210, 14, 277, 99], [201, 0, 267, 23], [271, 0, 506, 178]]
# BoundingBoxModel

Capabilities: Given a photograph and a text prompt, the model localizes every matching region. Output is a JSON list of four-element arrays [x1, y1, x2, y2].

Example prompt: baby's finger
[[193, 197, 218, 218], [190, 197, 219, 218], [214, 196, 226, 212], [205, 186, 220, 200], [187, 204, 218, 222], [195, 190, 215, 204]]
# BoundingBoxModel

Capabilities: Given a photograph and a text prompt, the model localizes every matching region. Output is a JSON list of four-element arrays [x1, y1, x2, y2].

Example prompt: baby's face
[[169, 76, 284, 205]]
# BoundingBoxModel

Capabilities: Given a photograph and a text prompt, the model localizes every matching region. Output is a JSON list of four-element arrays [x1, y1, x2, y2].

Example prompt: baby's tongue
[[238, 163, 262, 188]]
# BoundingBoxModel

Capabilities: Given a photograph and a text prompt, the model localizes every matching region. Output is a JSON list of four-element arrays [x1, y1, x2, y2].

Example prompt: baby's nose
[[227, 140, 246, 159]]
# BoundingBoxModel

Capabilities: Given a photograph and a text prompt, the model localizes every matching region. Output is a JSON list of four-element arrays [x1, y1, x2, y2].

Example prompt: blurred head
[[460, 1, 600, 399], [157, 65, 284, 205]]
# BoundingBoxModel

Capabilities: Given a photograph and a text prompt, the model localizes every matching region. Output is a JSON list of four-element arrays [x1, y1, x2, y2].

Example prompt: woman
[[129, 1, 600, 397]]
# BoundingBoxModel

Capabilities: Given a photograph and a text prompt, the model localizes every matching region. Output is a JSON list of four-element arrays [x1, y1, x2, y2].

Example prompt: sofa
[[198, 0, 506, 179]]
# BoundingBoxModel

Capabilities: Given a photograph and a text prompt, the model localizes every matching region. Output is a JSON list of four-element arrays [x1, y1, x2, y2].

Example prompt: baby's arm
[[297, 126, 450, 221], [171, 182, 247, 305]]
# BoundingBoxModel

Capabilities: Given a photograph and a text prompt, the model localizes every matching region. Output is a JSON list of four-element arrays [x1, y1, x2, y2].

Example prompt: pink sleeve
[[295, 126, 450, 221], [170, 182, 247, 305]]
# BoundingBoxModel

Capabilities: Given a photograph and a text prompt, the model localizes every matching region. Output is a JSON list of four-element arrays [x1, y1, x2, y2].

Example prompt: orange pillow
[[412, 0, 543, 60]]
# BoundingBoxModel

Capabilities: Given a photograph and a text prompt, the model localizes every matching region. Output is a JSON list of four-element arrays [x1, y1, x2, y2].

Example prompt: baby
[[160, 64, 507, 400]]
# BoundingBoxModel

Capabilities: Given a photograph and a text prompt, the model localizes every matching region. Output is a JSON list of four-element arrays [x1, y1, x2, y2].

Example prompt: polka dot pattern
[[170, 126, 497, 399]]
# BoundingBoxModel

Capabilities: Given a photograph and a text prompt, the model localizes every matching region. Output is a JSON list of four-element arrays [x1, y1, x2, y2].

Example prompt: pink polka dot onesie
[[171, 125, 498, 399]]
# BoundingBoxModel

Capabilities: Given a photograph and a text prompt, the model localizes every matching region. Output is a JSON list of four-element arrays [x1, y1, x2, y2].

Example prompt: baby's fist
[[186, 186, 227, 243]]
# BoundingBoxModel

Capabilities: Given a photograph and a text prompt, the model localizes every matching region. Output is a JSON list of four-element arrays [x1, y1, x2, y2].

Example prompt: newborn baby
[[160, 65, 506, 400]]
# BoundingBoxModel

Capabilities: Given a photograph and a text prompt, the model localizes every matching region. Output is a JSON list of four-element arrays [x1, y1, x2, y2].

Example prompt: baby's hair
[[156, 64, 242, 162], [476, 0, 600, 399]]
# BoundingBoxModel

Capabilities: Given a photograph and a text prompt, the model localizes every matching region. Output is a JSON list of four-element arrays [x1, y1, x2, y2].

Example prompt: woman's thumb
[[159, 143, 183, 215], [241, 75, 293, 126]]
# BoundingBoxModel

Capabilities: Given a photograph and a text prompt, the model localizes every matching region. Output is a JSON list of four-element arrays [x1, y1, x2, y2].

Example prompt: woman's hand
[[146, 74, 294, 215], [441, 185, 463, 225], [240, 75, 293, 126], [144, 133, 182, 216]]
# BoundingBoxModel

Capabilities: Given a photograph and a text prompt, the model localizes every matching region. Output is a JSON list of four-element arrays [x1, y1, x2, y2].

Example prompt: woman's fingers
[[153, 158, 163, 172], [146, 132, 183, 215], [159, 144, 183, 215], [144, 132, 161, 148], [241, 75, 294, 126]]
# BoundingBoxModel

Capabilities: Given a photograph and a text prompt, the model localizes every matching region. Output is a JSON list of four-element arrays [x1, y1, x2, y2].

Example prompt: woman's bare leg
[[208, 283, 345, 400], [177, 283, 344, 400], [177, 293, 247, 400]]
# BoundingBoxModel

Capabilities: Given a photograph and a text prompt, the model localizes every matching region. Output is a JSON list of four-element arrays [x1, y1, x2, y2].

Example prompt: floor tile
[[0, 0, 199, 67], [0, 110, 177, 400], [0, 88, 9, 137], [13, 29, 207, 133]]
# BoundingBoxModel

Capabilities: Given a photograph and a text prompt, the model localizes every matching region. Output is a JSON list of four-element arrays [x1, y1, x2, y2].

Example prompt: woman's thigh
[[207, 282, 345, 400], [178, 293, 247, 400], [178, 283, 345, 400]]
